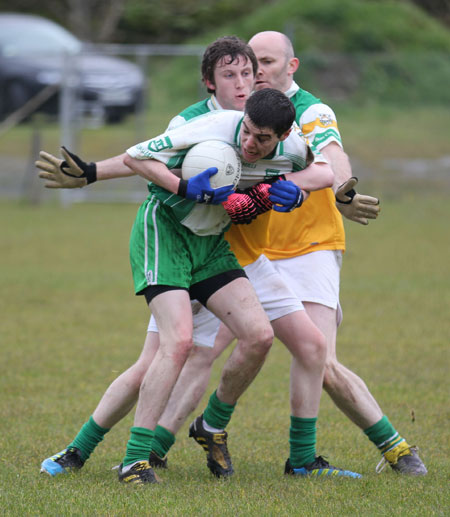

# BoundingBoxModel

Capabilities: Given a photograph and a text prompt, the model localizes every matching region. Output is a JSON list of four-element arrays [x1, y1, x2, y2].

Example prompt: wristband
[[177, 179, 188, 197], [336, 188, 356, 204]]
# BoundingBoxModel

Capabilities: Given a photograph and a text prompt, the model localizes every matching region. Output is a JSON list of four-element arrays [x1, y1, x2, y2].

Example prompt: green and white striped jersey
[[127, 104, 318, 236], [286, 82, 342, 152]]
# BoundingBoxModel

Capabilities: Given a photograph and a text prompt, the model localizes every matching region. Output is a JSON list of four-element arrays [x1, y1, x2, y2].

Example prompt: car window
[[0, 19, 82, 57]]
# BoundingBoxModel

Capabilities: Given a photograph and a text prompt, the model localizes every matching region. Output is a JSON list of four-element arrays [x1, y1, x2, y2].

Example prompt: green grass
[[1, 190, 449, 515]]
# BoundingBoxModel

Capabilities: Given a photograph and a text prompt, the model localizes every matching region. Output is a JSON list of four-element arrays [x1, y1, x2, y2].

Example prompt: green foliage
[[198, 0, 450, 53], [119, 0, 266, 43], [354, 51, 450, 105], [145, 0, 450, 107], [3, 0, 450, 106]]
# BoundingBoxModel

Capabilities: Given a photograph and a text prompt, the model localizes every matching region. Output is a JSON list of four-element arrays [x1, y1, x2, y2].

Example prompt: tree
[[411, 0, 450, 25], [0, 0, 127, 41]]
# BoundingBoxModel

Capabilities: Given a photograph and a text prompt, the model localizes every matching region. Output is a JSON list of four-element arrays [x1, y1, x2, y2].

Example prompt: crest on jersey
[[319, 114, 334, 127]]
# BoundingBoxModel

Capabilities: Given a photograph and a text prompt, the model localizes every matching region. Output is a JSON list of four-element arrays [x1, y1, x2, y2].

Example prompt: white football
[[182, 140, 241, 189]]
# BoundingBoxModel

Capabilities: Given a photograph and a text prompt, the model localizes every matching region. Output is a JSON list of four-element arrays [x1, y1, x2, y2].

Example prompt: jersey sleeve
[[126, 111, 240, 170], [298, 103, 343, 152], [167, 114, 188, 130]]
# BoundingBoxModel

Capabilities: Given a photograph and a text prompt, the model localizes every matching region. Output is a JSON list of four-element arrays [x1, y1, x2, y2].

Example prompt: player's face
[[249, 35, 293, 93], [240, 115, 290, 163], [206, 55, 255, 111]]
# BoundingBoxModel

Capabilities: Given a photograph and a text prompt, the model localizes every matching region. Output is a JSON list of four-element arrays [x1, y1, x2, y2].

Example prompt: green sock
[[364, 415, 405, 453], [69, 416, 110, 462], [289, 416, 317, 467], [151, 425, 175, 458], [203, 390, 236, 430], [122, 426, 154, 467]]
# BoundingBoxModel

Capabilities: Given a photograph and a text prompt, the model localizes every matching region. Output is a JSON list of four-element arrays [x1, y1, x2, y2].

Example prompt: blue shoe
[[40, 447, 85, 476], [285, 456, 362, 478]]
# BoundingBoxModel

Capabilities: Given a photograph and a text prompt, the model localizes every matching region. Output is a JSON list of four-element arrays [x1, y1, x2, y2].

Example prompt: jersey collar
[[284, 81, 300, 99], [207, 95, 223, 111]]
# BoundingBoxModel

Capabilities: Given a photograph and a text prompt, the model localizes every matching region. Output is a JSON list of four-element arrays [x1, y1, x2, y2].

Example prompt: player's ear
[[279, 128, 292, 141], [288, 57, 299, 75], [204, 78, 216, 92]]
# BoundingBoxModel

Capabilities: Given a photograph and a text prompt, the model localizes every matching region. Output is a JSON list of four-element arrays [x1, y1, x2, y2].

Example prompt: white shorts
[[147, 300, 220, 348], [147, 254, 304, 347], [272, 250, 343, 325]]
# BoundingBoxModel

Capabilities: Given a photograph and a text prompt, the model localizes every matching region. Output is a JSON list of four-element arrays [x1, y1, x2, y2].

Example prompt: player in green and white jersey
[[38, 36, 364, 482], [39, 36, 262, 483], [246, 31, 426, 476], [38, 70, 335, 485], [145, 33, 424, 478]]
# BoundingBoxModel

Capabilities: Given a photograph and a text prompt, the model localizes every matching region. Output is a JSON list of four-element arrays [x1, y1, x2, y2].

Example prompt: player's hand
[[335, 177, 380, 225], [269, 179, 304, 212], [178, 167, 234, 204], [223, 182, 273, 224], [223, 192, 259, 224], [36, 146, 97, 189]]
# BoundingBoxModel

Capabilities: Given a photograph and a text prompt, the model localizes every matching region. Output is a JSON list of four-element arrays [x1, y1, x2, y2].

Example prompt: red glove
[[223, 182, 273, 224]]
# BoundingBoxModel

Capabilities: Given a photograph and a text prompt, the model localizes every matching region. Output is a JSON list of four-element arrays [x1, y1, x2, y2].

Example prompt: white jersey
[[127, 110, 322, 235]]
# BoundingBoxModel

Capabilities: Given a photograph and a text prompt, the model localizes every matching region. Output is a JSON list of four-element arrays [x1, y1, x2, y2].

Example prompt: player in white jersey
[[37, 37, 365, 480], [175, 31, 425, 477], [247, 31, 426, 476], [170, 32, 425, 477], [37, 72, 338, 483]]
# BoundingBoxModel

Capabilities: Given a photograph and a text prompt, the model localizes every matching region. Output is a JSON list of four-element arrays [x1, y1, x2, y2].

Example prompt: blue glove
[[269, 180, 304, 212], [178, 167, 234, 204]]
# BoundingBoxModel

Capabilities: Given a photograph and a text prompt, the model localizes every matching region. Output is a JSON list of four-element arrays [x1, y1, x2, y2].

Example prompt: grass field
[[1, 185, 449, 515]]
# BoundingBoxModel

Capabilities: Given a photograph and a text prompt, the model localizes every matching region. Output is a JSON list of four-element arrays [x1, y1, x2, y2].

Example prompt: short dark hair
[[245, 88, 296, 137], [201, 36, 258, 94]]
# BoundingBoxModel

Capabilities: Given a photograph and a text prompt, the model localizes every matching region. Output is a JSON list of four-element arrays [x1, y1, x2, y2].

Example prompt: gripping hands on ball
[[223, 182, 272, 224], [36, 146, 97, 189], [269, 179, 304, 212], [223, 178, 304, 224], [335, 176, 380, 225], [178, 167, 234, 204]]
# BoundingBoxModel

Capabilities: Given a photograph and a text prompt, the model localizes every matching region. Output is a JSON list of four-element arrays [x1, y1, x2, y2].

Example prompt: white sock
[[121, 460, 144, 473], [202, 419, 224, 433]]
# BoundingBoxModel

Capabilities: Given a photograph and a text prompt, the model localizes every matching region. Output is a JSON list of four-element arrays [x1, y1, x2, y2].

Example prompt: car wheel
[[105, 108, 126, 124]]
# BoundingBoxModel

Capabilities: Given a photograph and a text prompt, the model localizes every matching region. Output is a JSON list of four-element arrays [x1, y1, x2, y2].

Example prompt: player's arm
[[320, 141, 351, 192], [288, 161, 334, 192], [321, 143, 381, 225], [280, 132, 334, 192], [123, 154, 179, 193], [123, 154, 233, 205], [299, 101, 380, 225], [96, 154, 137, 180]]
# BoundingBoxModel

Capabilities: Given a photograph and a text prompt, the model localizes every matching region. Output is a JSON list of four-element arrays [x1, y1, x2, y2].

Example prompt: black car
[[0, 13, 145, 123]]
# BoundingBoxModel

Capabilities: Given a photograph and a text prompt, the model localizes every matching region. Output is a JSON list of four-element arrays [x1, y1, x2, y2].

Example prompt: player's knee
[[294, 329, 327, 370], [242, 321, 273, 358], [171, 334, 195, 367]]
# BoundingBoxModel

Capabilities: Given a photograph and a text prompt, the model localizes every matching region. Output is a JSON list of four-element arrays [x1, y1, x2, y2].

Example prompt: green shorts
[[129, 194, 242, 295]]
